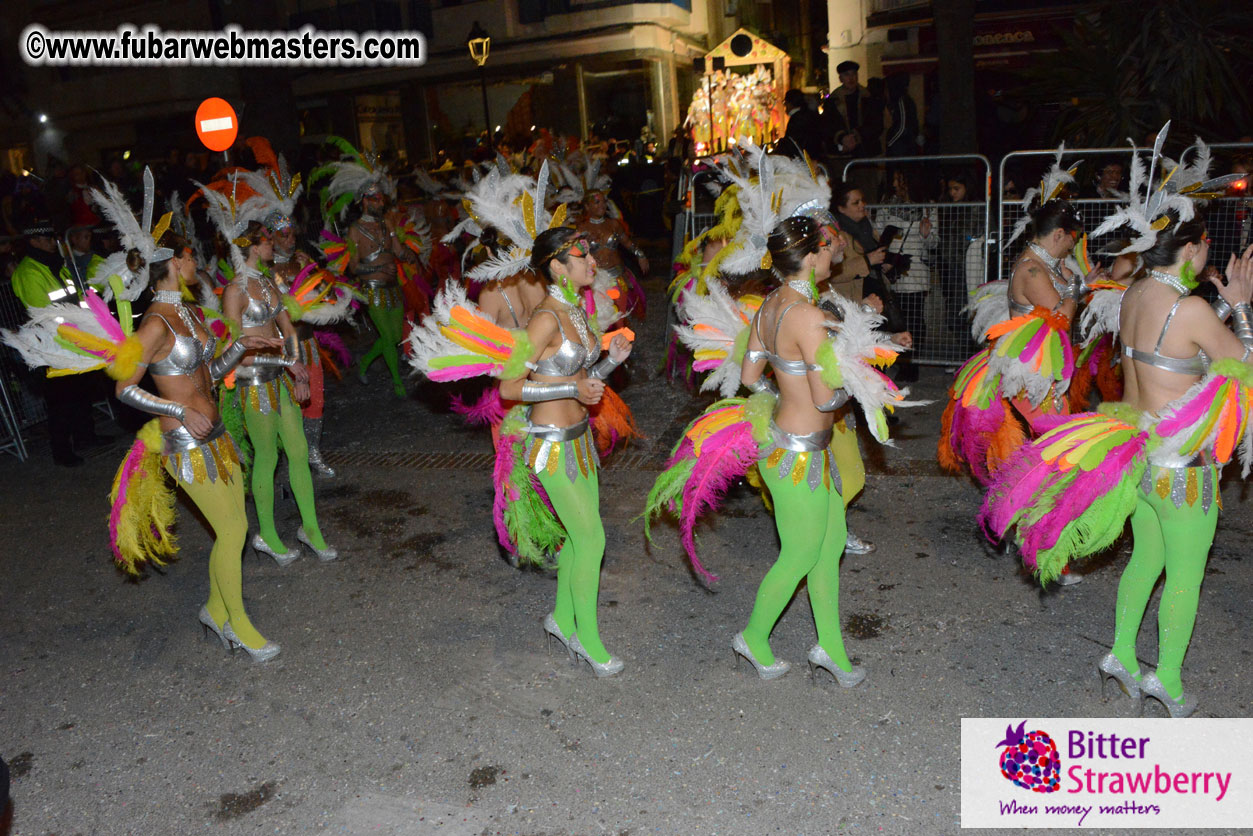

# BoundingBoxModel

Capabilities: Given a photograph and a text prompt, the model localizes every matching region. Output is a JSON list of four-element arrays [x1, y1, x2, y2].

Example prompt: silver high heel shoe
[[252, 532, 298, 567], [1097, 653, 1141, 700], [807, 644, 867, 688], [1139, 672, 1197, 718], [568, 634, 624, 678], [845, 531, 876, 555], [198, 606, 230, 651], [222, 622, 282, 663], [297, 527, 339, 562], [731, 632, 790, 680], [542, 613, 576, 660]]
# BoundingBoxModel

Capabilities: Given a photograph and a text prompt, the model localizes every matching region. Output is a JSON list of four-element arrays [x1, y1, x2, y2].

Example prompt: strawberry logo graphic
[[995, 721, 1060, 793]]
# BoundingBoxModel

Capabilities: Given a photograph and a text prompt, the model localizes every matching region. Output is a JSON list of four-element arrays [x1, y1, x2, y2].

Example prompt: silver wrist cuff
[[250, 351, 296, 368], [284, 334, 300, 362], [1232, 303, 1253, 347], [118, 384, 186, 421], [745, 376, 778, 396], [588, 355, 622, 380], [520, 381, 580, 402], [1067, 278, 1087, 302], [1212, 298, 1232, 323], [815, 389, 850, 413], [209, 340, 248, 380]]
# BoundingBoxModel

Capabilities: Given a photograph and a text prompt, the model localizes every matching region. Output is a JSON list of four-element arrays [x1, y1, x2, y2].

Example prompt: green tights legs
[[171, 467, 270, 649], [536, 454, 613, 665], [742, 457, 851, 669], [1111, 472, 1219, 700], [245, 387, 330, 552], [360, 302, 406, 396]]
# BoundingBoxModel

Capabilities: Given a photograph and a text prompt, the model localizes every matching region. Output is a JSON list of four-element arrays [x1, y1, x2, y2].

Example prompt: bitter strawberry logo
[[996, 721, 1061, 793]]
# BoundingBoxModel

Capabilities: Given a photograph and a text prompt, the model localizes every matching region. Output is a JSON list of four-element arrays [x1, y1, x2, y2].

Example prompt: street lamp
[[467, 22, 493, 151]]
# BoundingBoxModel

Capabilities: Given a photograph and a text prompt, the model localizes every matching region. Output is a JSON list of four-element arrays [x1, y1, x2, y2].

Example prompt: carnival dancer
[[562, 154, 649, 319], [237, 137, 354, 477], [409, 166, 635, 677], [312, 138, 417, 397], [942, 148, 1104, 486], [982, 124, 1253, 716], [198, 180, 339, 566], [648, 150, 920, 684], [2, 170, 284, 661]]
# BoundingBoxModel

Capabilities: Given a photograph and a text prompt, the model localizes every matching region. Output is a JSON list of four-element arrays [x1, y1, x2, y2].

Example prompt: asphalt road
[[2, 252, 1250, 835]]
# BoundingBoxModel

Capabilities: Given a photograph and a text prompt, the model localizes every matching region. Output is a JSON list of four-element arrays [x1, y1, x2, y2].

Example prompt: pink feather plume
[[677, 422, 759, 584], [450, 386, 507, 427]]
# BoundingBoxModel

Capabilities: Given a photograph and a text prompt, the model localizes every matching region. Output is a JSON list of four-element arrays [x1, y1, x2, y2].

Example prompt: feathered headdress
[[193, 178, 268, 274], [1091, 122, 1244, 254], [1007, 143, 1080, 247], [711, 140, 831, 277], [308, 136, 396, 220], [91, 167, 174, 302], [234, 136, 303, 232], [554, 151, 612, 204], [445, 161, 569, 283]]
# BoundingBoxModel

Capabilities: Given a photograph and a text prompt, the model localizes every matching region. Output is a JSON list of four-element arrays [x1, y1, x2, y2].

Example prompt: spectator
[[1081, 160, 1126, 199], [935, 172, 983, 335], [821, 61, 875, 157], [863, 77, 887, 158], [780, 89, 824, 159], [874, 169, 936, 380], [885, 74, 921, 158]]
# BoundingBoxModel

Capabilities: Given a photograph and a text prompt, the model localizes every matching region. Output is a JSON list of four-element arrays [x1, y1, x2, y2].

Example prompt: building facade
[[2, 0, 756, 171]]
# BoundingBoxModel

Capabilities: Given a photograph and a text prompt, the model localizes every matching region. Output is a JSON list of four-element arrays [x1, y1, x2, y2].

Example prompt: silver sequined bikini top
[[530, 308, 597, 376], [146, 312, 216, 377]]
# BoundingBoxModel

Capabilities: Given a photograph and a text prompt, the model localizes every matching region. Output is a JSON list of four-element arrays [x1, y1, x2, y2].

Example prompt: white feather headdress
[[1007, 143, 1080, 247], [235, 138, 303, 231], [462, 161, 570, 284], [194, 179, 269, 274], [1091, 122, 1244, 254], [711, 139, 832, 277], [91, 167, 174, 302], [554, 151, 612, 204], [309, 136, 396, 220]]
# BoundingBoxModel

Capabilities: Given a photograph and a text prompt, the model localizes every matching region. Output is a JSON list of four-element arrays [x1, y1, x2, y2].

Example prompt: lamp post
[[467, 22, 493, 152]]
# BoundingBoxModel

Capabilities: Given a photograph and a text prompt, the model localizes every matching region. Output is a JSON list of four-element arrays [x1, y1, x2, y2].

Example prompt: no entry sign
[[195, 97, 238, 152]]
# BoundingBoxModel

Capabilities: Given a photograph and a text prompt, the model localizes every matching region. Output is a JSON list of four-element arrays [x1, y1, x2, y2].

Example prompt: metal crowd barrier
[[0, 280, 40, 461], [844, 154, 993, 366]]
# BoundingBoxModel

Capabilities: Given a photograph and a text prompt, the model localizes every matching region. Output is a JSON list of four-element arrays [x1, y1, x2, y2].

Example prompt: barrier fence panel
[[844, 154, 993, 367], [0, 281, 42, 462], [998, 143, 1253, 281]]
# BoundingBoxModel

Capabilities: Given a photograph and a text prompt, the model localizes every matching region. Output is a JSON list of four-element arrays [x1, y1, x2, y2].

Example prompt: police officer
[[11, 218, 109, 465]]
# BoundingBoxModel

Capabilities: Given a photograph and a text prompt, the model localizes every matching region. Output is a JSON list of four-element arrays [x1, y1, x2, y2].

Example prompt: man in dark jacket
[[780, 89, 824, 159]]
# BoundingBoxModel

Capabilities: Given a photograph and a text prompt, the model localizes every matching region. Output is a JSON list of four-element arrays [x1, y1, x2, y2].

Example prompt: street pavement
[[1, 249, 1250, 835]]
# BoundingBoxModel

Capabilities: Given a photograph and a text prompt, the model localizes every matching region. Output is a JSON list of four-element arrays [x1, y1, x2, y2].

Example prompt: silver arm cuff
[[1232, 303, 1253, 348], [1066, 277, 1087, 302], [520, 381, 580, 402], [815, 389, 850, 413], [118, 384, 185, 421], [285, 334, 300, 362], [1213, 298, 1233, 323], [745, 376, 778, 396], [251, 337, 298, 368], [209, 340, 248, 380], [587, 355, 622, 380]]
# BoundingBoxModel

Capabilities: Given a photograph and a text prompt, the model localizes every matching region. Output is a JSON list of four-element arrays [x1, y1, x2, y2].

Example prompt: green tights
[[245, 387, 329, 553], [1112, 470, 1219, 700], [360, 302, 406, 395], [742, 456, 852, 669], [537, 452, 613, 664], [169, 466, 269, 649]]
